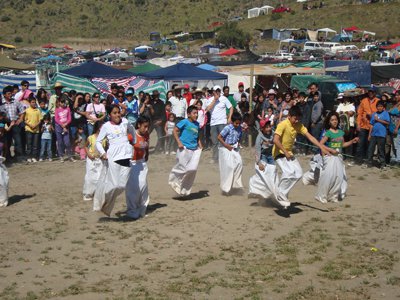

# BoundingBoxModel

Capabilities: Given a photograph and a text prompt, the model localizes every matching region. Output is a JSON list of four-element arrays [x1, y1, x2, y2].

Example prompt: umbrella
[[63, 44, 73, 50], [343, 26, 362, 32], [219, 48, 240, 56]]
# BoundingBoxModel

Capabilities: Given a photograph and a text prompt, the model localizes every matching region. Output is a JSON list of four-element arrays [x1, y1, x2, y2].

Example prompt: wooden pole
[[249, 64, 254, 147]]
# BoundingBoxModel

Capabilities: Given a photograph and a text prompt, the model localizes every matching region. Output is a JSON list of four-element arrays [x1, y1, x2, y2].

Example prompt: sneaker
[[39, 158, 44, 162], [48, 158, 53, 162], [26, 158, 32, 163], [69, 157, 76, 162], [31, 158, 37, 163], [83, 195, 93, 201], [347, 161, 355, 167], [60, 157, 65, 163], [170, 151, 176, 155], [361, 163, 369, 169], [165, 151, 169, 155]]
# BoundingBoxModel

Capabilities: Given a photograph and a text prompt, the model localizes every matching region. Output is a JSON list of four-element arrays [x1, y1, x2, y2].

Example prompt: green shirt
[[226, 95, 237, 115], [325, 129, 344, 152]]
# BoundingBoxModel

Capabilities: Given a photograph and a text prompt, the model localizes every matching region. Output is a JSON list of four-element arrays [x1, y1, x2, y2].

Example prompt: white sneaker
[[60, 157, 65, 163], [83, 195, 93, 201], [165, 151, 169, 155], [48, 158, 53, 162], [69, 157, 76, 162], [26, 158, 32, 163], [39, 158, 44, 162], [170, 151, 176, 155], [31, 158, 37, 163]]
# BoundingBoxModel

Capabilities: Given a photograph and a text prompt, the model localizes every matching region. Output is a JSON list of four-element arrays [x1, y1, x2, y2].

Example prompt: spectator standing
[[151, 90, 166, 153], [24, 97, 41, 162], [183, 84, 193, 107], [233, 82, 249, 104], [169, 87, 187, 122], [86, 93, 106, 136], [48, 82, 64, 119]]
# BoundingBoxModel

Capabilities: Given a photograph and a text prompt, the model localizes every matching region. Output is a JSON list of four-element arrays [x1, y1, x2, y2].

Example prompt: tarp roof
[[127, 62, 161, 74], [62, 61, 133, 78], [197, 64, 218, 71], [380, 42, 400, 50], [343, 26, 362, 32], [139, 63, 227, 80], [317, 28, 337, 33], [0, 54, 35, 70], [42, 43, 56, 49], [0, 43, 16, 49], [219, 48, 240, 56]]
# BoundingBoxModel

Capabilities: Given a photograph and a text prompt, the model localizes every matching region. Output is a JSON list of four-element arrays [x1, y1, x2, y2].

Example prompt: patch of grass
[[386, 275, 400, 286], [195, 255, 217, 267], [357, 176, 366, 181]]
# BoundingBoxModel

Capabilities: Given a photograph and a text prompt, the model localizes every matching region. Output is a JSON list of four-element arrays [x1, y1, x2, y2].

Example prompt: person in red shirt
[[125, 116, 150, 219], [183, 84, 193, 106]]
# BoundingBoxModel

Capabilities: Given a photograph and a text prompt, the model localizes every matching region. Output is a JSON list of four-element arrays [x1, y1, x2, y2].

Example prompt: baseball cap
[[336, 93, 344, 100], [238, 82, 244, 87], [125, 89, 134, 95], [213, 85, 222, 91], [184, 84, 190, 89], [268, 89, 276, 95]]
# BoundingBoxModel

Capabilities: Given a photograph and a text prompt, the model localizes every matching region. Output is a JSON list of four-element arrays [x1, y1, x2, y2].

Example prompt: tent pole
[[249, 64, 254, 146]]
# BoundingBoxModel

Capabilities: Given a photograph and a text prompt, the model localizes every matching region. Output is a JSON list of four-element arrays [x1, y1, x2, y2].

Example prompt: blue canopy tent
[[197, 63, 217, 71], [36, 55, 63, 62], [139, 63, 227, 89], [61, 61, 133, 78]]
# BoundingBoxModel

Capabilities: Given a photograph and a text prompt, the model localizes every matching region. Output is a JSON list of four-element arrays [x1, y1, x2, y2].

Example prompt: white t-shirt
[[96, 118, 135, 161], [169, 96, 187, 119], [233, 91, 249, 104], [205, 95, 232, 126], [336, 102, 356, 127]]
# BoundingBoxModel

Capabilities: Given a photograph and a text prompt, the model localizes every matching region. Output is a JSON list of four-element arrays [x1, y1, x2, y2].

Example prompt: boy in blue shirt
[[217, 112, 243, 194], [367, 100, 390, 169], [169, 105, 202, 196]]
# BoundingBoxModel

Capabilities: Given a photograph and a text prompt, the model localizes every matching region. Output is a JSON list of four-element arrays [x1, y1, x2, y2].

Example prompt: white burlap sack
[[218, 147, 243, 193]]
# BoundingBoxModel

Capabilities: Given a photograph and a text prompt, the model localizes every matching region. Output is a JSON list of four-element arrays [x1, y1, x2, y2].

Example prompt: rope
[[293, 140, 357, 159]]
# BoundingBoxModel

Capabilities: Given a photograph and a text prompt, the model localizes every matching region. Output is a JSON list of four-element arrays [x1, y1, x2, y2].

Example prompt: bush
[[216, 22, 250, 49], [14, 36, 23, 43], [1, 16, 10, 22], [35, 0, 45, 4], [271, 13, 282, 21]]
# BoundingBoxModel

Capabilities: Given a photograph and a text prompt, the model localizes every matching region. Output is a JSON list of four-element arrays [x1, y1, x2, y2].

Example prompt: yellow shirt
[[87, 134, 106, 158], [24, 107, 41, 133], [272, 119, 308, 158]]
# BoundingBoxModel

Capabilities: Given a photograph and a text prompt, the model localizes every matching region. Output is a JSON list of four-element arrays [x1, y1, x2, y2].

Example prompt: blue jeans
[[210, 124, 226, 161], [25, 132, 39, 159], [55, 124, 72, 158], [6, 123, 23, 158], [87, 123, 94, 136], [40, 139, 52, 159], [261, 154, 275, 165], [356, 129, 369, 162]]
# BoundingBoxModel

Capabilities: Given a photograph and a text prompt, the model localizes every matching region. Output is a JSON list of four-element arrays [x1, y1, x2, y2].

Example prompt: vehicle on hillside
[[361, 44, 378, 52], [272, 5, 291, 13], [262, 52, 294, 61], [303, 41, 341, 52], [331, 45, 360, 54]]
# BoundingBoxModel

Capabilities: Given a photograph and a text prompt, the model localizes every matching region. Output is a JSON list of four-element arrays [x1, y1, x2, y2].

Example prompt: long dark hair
[[324, 111, 340, 130]]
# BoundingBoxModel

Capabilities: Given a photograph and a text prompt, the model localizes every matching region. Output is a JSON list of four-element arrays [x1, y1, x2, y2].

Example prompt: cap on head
[[268, 89, 276, 95], [238, 82, 244, 87], [213, 85, 221, 92]]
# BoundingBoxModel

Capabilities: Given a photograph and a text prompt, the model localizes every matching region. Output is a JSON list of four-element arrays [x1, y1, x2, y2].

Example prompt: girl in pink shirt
[[55, 95, 74, 162]]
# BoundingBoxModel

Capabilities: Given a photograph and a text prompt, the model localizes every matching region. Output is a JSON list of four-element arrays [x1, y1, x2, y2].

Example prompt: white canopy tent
[[317, 28, 337, 39], [260, 5, 274, 14], [248, 7, 261, 19]]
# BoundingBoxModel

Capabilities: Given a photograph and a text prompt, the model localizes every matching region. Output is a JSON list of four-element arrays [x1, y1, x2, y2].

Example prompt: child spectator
[[195, 100, 207, 149], [164, 113, 176, 155], [165, 101, 172, 121], [38, 101, 49, 119], [365, 101, 390, 169], [217, 112, 243, 194], [39, 114, 53, 161], [55, 95, 74, 162], [241, 113, 250, 147], [24, 97, 41, 162], [0, 123, 6, 157], [74, 125, 87, 160]]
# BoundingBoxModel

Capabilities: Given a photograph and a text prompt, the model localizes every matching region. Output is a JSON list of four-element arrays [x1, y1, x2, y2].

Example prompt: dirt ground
[[1, 144, 400, 300]]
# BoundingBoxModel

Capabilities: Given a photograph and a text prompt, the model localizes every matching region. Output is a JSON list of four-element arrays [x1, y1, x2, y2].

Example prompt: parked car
[[272, 6, 291, 13], [361, 44, 378, 52]]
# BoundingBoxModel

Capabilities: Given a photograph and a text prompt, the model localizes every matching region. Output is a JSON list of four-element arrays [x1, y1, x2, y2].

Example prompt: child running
[[95, 104, 135, 216], [273, 106, 330, 209], [315, 112, 359, 203], [217, 112, 243, 194], [83, 122, 105, 202], [168, 105, 202, 196], [125, 116, 150, 219], [249, 120, 277, 200]]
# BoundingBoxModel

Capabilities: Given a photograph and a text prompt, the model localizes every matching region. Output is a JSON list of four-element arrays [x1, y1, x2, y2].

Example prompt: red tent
[[63, 44, 73, 50], [343, 26, 362, 32], [42, 43, 56, 49], [219, 48, 239, 56], [380, 42, 400, 50]]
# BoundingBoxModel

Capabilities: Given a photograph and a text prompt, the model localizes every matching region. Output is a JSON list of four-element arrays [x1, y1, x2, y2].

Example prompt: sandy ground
[[0, 141, 400, 299]]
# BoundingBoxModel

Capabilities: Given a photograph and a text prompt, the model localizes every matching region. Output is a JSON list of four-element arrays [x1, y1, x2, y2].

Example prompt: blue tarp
[[0, 74, 37, 93], [139, 63, 227, 80], [37, 55, 62, 62], [325, 60, 371, 86], [197, 64, 217, 71], [61, 61, 133, 79]]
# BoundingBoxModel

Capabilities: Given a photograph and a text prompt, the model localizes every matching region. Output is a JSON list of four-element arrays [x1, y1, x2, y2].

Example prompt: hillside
[[0, 0, 399, 49]]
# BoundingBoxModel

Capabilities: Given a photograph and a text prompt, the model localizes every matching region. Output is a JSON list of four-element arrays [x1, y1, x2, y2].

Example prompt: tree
[[216, 22, 250, 49]]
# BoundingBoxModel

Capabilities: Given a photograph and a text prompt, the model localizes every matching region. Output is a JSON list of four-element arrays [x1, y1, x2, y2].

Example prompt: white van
[[304, 41, 341, 52], [331, 45, 360, 53]]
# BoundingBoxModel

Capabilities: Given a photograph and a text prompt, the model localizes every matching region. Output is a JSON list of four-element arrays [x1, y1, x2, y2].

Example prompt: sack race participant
[[249, 120, 277, 199], [125, 116, 150, 219], [302, 154, 323, 186], [316, 112, 359, 203], [83, 122, 105, 201], [0, 156, 9, 207], [273, 106, 330, 209], [217, 112, 243, 194], [95, 105, 135, 216], [169, 105, 202, 196]]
